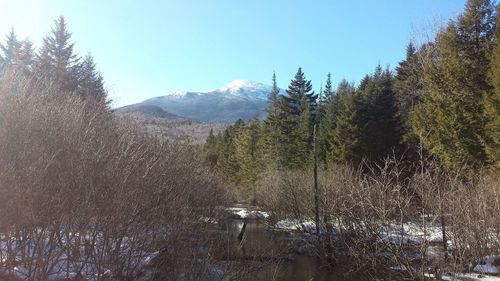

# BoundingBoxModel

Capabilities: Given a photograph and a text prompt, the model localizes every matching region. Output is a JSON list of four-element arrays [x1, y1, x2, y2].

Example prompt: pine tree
[[355, 66, 401, 163], [218, 120, 245, 185], [317, 74, 338, 165], [413, 0, 495, 170], [262, 72, 284, 166], [328, 83, 359, 163], [317, 85, 324, 118], [393, 42, 428, 163], [0, 29, 21, 70], [202, 129, 220, 168], [484, 4, 500, 169], [276, 94, 296, 168], [17, 41, 35, 76], [283, 67, 317, 117], [79, 54, 107, 104], [394, 42, 424, 121], [234, 117, 262, 191], [36, 16, 80, 93], [266, 72, 280, 117], [278, 67, 317, 168], [316, 73, 332, 121], [323, 73, 334, 102], [0, 30, 35, 90], [292, 94, 313, 167]]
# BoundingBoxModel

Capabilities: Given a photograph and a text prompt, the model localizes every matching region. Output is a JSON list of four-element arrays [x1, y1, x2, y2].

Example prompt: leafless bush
[[0, 75, 229, 280], [256, 157, 500, 280]]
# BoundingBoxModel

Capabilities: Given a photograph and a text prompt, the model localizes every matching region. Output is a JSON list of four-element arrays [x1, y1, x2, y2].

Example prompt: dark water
[[225, 220, 369, 281]]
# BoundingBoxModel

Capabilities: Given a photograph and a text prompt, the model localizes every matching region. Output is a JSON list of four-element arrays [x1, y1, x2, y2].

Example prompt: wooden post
[[313, 124, 320, 246]]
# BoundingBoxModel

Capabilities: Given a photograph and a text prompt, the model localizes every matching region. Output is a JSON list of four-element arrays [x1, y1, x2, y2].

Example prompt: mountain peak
[[225, 79, 254, 88], [123, 80, 274, 123], [219, 80, 270, 92]]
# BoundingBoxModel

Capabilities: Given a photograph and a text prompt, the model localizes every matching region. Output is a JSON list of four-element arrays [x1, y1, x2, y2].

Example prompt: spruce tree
[[316, 73, 333, 121], [323, 73, 334, 102], [283, 67, 317, 117], [328, 83, 359, 163], [218, 120, 244, 185], [317, 74, 338, 165], [202, 129, 220, 168], [292, 94, 313, 167], [394, 42, 424, 121], [484, 4, 500, 169], [79, 54, 107, 104], [234, 117, 261, 191], [413, 0, 495, 170], [263, 72, 284, 166], [394, 42, 428, 163], [266, 72, 280, 117], [278, 67, 317, 168], [17, 41, 35, 76], [0, 29, 21, 70], [0, 30, 34, 88], [36, 16, 80, 93], [355, 66, 401, 163]]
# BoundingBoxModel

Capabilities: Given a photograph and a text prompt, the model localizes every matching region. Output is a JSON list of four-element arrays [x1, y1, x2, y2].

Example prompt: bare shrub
[[256, 158, 500, 280], [0, 76, 228, 280]]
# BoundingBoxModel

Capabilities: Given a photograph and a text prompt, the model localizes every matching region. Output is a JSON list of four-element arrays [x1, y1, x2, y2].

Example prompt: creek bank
[[222, 205, 500, 281]]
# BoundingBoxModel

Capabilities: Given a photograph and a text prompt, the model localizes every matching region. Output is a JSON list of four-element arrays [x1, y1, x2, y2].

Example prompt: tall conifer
[[413, 0, 495, 170], [36, 16, 80, 93]]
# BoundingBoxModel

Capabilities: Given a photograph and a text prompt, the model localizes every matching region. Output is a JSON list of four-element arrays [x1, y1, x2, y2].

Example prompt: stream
[[214, 206, 499, 281], [224, 218, 371, 281]]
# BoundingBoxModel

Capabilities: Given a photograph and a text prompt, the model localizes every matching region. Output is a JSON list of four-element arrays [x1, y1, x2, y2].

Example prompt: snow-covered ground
[[0, 232, 157, 281], [273, 218, 445, 246], [226, 207, 269, 220], [426, 272, 500, 281], [274, 219, 316, 233], [473, 255, 500, 275]]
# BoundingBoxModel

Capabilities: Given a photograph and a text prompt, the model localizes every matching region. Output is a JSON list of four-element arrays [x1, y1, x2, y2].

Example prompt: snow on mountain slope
[[216, 80, 272, 100], [119, 80, 277, 123]]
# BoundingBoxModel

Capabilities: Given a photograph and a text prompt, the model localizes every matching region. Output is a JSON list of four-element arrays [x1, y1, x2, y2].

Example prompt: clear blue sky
[[0, 0, 466, 107]]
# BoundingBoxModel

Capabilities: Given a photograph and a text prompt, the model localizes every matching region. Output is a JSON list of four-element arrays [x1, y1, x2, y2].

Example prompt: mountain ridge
[[118, 80, 278, 123]]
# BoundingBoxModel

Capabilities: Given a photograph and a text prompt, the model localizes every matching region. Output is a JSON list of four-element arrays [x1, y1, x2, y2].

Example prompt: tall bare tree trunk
[[313, 125, 321, 247]]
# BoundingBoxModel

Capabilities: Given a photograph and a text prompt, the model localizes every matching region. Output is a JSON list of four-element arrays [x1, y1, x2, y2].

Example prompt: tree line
[[203, 0, 499, 191], [0, 16, 107, 105]]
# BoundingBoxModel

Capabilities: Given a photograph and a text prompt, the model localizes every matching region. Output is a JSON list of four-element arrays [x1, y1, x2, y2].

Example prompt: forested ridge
[[203, 0, 500, 189]]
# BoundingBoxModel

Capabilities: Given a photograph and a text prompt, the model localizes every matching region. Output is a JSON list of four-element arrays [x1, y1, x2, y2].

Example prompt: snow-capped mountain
[[118, 80, 276, 123]]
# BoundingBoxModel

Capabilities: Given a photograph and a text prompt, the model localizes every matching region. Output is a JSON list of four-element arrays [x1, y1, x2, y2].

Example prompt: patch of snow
[[474, 264, 499, 275], [199, 217, 218, 224], [216, 80, 273, 100], [219, 80, 270, 92], [166, 90, 188, 97], [275, 219, 302, 231], [426, 272, 500, 281], [235, 210, 269, 219], [474, 255, 500, 275], [2, 231, 158, 281], [274, 219, 316, 233], [227, 207, 269, 219], [404, 222, 444, 244]]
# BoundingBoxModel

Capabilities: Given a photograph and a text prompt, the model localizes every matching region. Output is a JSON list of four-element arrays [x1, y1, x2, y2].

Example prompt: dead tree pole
[[313, 124, 321, 246]]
